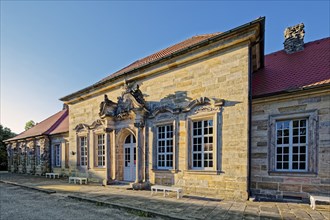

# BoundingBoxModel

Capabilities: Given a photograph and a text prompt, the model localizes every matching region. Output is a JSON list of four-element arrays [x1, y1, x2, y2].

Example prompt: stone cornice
[[252, 84, 330, 104]]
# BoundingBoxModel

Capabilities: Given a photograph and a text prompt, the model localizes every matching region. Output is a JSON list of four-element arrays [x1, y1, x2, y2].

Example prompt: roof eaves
[[252, 82, 330, 99], [60, 17, 265, 102]]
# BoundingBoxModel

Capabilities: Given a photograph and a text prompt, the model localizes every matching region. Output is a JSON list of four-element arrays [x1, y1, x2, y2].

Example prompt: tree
[[25, 120, 36, 131], [0, 124, 16, 171]]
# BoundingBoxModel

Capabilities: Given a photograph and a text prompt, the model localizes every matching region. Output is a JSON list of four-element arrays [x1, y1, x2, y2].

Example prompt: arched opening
[[123, 134, 136, 181]]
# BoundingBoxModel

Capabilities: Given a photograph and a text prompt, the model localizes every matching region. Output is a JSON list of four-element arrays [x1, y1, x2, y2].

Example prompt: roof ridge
[[192, 32, 222, 38]]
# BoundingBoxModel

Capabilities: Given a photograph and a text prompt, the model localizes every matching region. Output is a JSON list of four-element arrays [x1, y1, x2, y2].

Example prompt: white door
[[124, 134, 136, 181]]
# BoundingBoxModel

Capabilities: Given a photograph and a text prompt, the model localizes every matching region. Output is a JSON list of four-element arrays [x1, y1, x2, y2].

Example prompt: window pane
[[293, 120, 299, 128], [292, 163, 298, 169], [300, 128, 306, 135], [300, 136, 306, 143], [300, 120, 306, 127], [300, 163, 306, 170], [276, 122, 283, 130], [283, 163, 289, 169], [300, 154, 306, 162]]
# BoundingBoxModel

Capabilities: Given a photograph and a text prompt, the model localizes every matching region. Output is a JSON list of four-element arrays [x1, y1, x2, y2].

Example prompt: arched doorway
[[123, 134, 136, 181]]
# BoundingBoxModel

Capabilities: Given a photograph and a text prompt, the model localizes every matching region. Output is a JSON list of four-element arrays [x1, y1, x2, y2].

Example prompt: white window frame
[[80, 136, 88, 167], [96, 134, 105, 167], [191, 119, 214, 170], [156, 124, 174, 170], [269, 110, 318, 174], [275, 119, 308, 172], [54, 144, 61, 167]]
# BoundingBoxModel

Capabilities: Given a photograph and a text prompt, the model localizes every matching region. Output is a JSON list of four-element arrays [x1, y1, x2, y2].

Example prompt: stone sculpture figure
[[130, 84, 145, 106]]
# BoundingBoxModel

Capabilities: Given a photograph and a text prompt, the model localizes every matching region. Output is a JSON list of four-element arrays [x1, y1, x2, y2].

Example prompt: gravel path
[[0, 183, 149, 220]]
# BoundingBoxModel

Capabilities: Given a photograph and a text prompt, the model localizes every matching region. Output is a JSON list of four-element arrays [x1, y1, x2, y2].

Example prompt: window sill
[[93, 167, 106, 171], [268, 171, 317, 177], [184, 170, 222, 175], [152, 169, 178, 174]]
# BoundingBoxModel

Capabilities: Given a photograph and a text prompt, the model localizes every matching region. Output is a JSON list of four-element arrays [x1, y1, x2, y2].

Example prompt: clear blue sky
[[1, 1, 329, 133]]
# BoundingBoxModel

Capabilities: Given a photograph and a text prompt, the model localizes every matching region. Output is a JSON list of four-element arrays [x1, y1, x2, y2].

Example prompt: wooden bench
[[68, 177, 88, 185], [151, 185, 183, 199], [310, 194, 330, 210], [45, 173, 60, 179]]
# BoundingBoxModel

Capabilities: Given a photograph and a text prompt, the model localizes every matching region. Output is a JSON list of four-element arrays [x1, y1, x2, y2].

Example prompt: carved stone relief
[[99, 80, 148, 120]]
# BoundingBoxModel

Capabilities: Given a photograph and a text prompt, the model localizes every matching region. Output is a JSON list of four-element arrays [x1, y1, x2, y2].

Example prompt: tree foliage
[[0, 124, 16, 171], [25, 120, 36, 131]]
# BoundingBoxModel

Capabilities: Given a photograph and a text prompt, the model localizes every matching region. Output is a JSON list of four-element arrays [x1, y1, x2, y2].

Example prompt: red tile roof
[[252, 37, 330, 97], [49, 113, 69, 135], [98, 33, 221, 84], [6, 109, 68, 142]]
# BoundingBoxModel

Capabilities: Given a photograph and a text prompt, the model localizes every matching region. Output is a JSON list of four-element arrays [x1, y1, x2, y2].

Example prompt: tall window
[[80, 137, 87, 166], [35, 146, 41, 166], [276, 119, 307, 171], [157, 125, 173, 169], [97, 134, 105, 167], [55, 144, 61, 167], [192, 120, 213, 169]]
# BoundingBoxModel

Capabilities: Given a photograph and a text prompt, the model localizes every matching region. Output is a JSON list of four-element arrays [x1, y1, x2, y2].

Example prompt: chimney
[[283, 23, 305, 54]]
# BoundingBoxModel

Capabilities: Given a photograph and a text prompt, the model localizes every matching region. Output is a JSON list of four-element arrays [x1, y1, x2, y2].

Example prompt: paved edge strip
[[67, 195, 191, 220], [0, 180, 56, 194]]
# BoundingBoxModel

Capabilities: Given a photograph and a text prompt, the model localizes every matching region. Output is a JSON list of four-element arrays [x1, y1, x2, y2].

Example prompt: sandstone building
[[5, 17, 330, 201]]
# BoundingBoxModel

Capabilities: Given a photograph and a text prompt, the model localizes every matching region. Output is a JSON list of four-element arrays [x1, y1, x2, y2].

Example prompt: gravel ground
[[0, 183, 150, 220]]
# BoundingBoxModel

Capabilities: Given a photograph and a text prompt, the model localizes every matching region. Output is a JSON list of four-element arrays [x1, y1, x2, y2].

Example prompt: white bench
[[310, 194, 330, 210], [69, 177, 88, 185], [151, 185, 183, 199], [45, 173, 60, 179]]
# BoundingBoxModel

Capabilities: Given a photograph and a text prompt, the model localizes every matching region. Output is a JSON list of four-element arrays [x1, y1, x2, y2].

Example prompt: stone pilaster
[[27, 140, 35, 174], [134, 122, 144, 183], [6, 144, 12, 172], [39, 138, 50, 175], [22, 144, 27, 174]]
